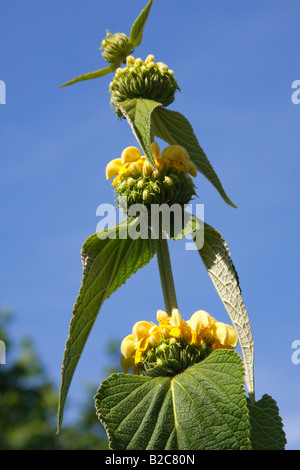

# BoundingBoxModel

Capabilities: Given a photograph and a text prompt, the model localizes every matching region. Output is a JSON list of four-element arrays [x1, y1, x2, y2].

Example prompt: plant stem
[[154, 232, 178, 317]]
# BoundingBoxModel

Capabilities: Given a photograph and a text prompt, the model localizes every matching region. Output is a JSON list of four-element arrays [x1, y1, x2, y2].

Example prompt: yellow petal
[[224, 325, 238, 348], [161, 145, 189, 163], [120, 334, 136, 359], [132, 321, 153, 342], [151, 142, 160, 160], [156, 156, 170, 172], [190, 310, 215, 329], [105, 159, 122, 180], [170, 326, 183, 339], [119, 165, 132, 177], [170, 160, 186, 172], [120, 355, 134, 373], [185, 159, 197, 177], [134, 348, 144, 364], [111, 174, 121, 187], [156, 310, 170, 325], [170, 309, 184, 327], [213, 322, 228, 346], [187, 312, 202, 335], [121, 146, 142, 164]]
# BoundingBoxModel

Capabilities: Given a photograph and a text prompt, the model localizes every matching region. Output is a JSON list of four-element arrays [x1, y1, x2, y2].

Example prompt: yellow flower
[[212, 322, 238, 349], [161, 145, 188, 163], [186, 310, 238, 349], [120, 309, 238, 374], [106, 143, 197, 187], [120, 334, 136, 359], [121, 146, 142, 164], [132, 321, 152, 342], [105, 158, 122, 180]]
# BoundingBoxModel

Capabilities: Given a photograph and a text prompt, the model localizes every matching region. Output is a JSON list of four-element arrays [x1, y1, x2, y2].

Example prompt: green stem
[[154, 234, 178, 317]]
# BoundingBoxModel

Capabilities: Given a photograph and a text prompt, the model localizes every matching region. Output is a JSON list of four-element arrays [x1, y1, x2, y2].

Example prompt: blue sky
[[0, 0, 300, 449]]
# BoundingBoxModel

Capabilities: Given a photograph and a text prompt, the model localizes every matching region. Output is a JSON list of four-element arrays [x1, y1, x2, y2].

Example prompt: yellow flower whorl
[[105, 143, 197, 209], [120, 309, 238, 376]]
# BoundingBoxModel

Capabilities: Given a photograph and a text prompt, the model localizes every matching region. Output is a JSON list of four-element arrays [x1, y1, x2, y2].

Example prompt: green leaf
[[195, 222, 255, 402], [59, 63, 117, 88], [113, 98, 162, 167], [152, 107, 237, 207], [57, 218, 155, 432], [95, 349, 251, 450], [247, 395, 287, 450], [129, 0, 154, 47]]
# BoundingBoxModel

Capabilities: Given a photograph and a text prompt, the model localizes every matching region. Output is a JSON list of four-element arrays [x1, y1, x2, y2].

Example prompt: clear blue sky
[[1, 0, 299, 449]]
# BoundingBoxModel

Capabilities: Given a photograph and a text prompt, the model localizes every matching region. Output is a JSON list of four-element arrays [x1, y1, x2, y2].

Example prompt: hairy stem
[[154, 230, 178, 317]]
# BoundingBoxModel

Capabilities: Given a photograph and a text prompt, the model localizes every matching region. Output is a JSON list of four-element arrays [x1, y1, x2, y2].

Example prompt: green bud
[[137, 179, 145, 190], [151, 169, 161, 179], [114, 168, 196, 211], [127, 177, 136, 187], [109, 55, 180, 115], [101, 31, 134, 65], [163, 176, 174, 188], [138, 340, 212, 378]]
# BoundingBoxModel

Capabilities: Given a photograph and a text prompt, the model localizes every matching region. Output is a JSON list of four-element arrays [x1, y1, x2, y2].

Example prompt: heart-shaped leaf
[[95, 349, 251, 450]]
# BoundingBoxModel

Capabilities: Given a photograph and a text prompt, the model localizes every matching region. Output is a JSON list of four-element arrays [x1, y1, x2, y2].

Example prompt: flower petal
[[161, 145, 189, 163], [190, 310, 215, 329], [120, 354, 134, 373], [120, 334, 136, 359], [105, 159, 122, 180], [170, 309, 184, 327], [156, 310, 170, 325], [121, 146, 142, 164], [224, 324, 238, 348], [151, 142, 160, 160], [213, 322, 228, 346], [185, 159, 197, 177], [132, 321, 153, 342]]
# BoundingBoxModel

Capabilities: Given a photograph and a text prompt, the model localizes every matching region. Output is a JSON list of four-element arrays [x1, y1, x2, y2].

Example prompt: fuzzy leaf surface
[[247, 394, 286, 450], [152, 107, 236, 207], [113, 98, 162, 167], [57, 218, 155, 431], [95, 350, 251, 450], [130, 0, 154, 47], [195, 222, 255, 401]]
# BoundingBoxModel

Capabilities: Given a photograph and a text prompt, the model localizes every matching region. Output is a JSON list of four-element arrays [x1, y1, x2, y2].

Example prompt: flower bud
[[142, 162, 153, 177], [126, 177, 136, 187], [129, 162, 142, 177], [151, 169, 161, 179], [109, 55, 179, 115], [101, 31, 134, 65]]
